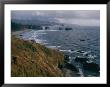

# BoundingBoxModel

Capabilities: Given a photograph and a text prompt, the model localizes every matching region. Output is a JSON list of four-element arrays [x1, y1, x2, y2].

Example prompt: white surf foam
[[59, 50, 72, 53], [47, 45, 61, 49]]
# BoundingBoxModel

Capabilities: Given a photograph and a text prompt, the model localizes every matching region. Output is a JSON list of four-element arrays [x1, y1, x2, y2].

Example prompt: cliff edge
[[11, 36, 64, 77]]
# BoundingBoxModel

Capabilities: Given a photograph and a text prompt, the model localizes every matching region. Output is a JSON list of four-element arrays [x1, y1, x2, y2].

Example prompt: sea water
[[17, 26, 100, 77]]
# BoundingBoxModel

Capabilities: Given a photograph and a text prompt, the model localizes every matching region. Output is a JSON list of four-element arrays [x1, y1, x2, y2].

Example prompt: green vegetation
[[11, 36, 64, 77], [11, 21, 42, 31]]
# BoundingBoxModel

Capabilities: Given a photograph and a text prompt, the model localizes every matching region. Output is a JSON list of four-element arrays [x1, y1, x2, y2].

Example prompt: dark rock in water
[[58, 64, 64, 69], [65, 27, 72, 30], [80, 39, 85, 41], [75, 56, 88, 64], [71, 49, 74, 51], [83, 62, 100, 72], [20, 35, 23, 36], [64, 63, 79, 72], [64, 55, 70, 62], [77, 50, 85, 53], [45, 26, 49, 30], [30, 40, 36, 43], [84, 53, 89, 56]]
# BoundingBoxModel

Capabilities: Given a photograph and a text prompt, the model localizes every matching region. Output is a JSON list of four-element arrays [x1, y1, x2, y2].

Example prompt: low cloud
[[11, 10, 100, 26]]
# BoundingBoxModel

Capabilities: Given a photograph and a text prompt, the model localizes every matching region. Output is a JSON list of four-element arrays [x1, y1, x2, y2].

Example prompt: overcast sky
[[11, 10, 100, 26]]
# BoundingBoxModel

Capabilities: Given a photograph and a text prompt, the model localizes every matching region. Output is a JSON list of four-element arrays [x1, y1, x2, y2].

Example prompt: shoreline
[[11, 29, 80, 77], [11, 29, 100, 77], [11, 36, 64, 77]]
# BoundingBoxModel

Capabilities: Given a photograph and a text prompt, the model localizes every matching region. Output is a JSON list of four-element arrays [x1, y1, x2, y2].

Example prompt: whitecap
[[59, 50, 72, 53], [47, 45, 61, 49], [82, 51, 91, 56], [88, 54, 97, 59], [34, 39, 46, 43], [36, 32, 47, 35], [86, 60, 93, 63], [47, 30, 59, 31], [78, 68, 84, 77], [42, 43, 49, 45]]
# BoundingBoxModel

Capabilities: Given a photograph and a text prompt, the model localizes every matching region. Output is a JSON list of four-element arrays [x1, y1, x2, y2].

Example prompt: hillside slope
[[11, 36, 64, 77]]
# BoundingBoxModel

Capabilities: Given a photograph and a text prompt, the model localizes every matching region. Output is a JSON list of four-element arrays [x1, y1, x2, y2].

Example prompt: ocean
[[16, 25, 100, 77]]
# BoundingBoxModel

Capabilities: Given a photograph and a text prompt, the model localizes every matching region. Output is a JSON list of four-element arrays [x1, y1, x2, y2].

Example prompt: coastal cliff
[[11, 36, 64, 77]]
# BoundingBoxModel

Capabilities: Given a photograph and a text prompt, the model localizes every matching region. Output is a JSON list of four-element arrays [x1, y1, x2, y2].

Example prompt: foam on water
[[59, 49, 72, 53], [78, 68, 84, 77], [86, 60, 93, 63], [47, 45, 61, 49]]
